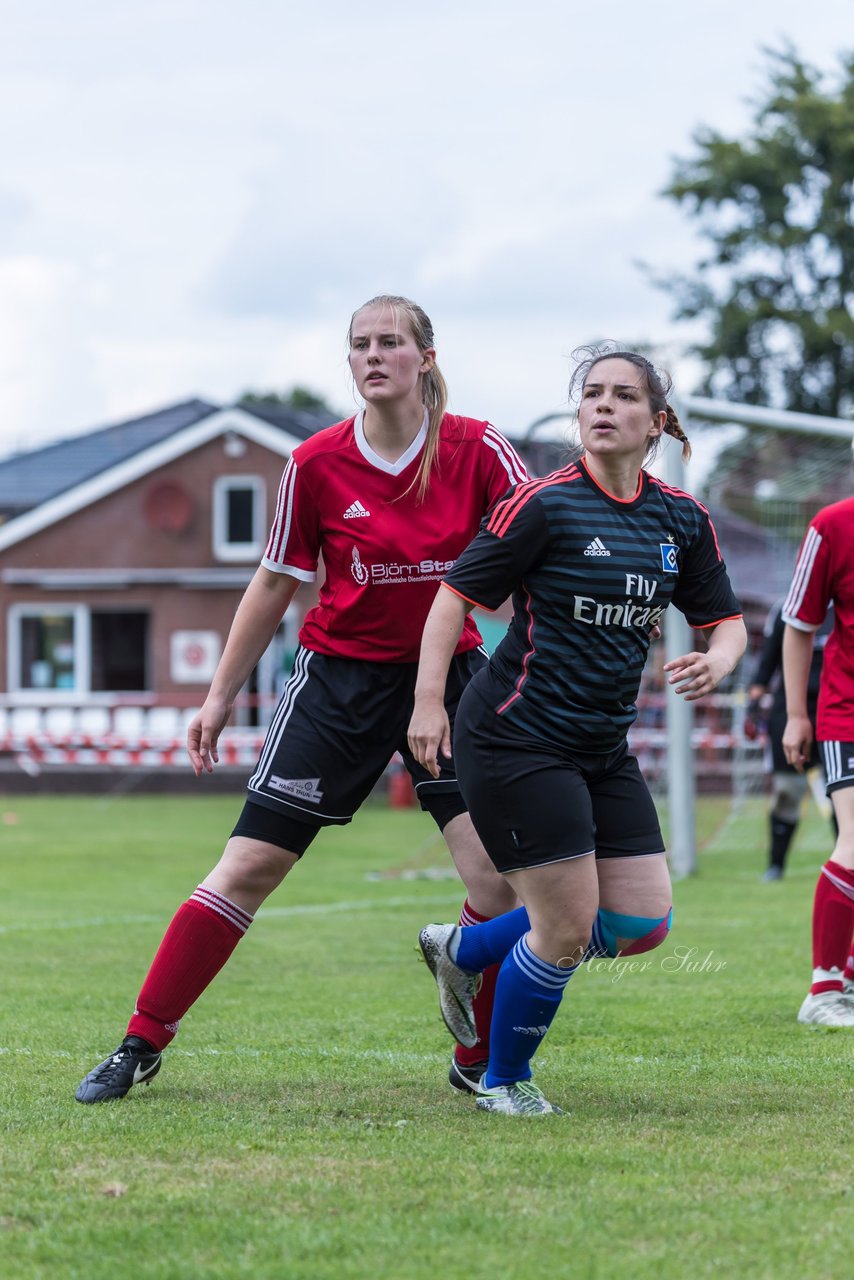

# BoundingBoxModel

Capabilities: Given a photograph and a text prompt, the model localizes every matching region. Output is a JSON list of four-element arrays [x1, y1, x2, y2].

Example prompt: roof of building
[[0, 398, 334, 522]]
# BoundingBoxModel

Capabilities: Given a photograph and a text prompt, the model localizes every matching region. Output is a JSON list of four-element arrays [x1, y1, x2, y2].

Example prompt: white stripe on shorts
[[248, 647, 313, 791], [820, 739, 854, 789]]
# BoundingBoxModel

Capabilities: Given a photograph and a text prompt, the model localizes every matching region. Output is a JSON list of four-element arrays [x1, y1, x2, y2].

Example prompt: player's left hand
[[663, 649, 731, 701]]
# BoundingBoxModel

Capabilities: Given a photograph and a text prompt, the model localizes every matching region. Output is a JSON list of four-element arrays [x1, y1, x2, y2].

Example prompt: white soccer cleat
[[475, 1077, 564, 1116], [797, 990, 854, 1028], [417, 923, 479, 1048]]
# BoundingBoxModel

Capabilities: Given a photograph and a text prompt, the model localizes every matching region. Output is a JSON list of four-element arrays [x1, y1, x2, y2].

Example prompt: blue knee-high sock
[[455, 906, 530, 972], [484, 935, 577, 1088]]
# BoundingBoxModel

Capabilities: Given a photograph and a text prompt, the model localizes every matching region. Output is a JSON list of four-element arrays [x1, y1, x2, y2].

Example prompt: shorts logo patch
[[660, 542, 679, 572], [268, 776, 324, 804]]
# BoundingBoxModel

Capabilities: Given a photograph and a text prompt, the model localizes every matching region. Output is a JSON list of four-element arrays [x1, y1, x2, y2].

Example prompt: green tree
[[655, 46, 854, 417], [239, 386, 338, 415]]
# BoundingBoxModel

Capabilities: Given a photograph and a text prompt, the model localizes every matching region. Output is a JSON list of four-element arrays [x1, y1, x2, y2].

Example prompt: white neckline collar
[[353, 410, 428, 475]]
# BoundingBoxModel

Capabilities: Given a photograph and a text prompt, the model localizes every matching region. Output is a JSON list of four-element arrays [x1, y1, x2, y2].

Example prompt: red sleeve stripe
[[265, 458, 298, 562], [497, 585, 536, 711], [488, 465, 580, 539], [483, 425, 529, 484], [693, 613, 743, 630], [648, 475, 723, 561], [782, 525, 821, 619]]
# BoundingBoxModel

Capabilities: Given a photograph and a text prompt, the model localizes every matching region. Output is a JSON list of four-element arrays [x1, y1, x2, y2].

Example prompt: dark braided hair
[[568, 343, 691, 463], [663, 402, 691, 461]]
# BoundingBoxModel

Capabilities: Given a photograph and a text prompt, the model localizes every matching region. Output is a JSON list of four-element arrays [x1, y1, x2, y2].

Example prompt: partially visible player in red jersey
[[75, 294, 527, 1103], [782, 491, 854, 1028]]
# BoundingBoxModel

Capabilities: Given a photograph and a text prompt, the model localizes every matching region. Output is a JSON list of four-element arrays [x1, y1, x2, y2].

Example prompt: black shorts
[[235, 646, 487, 853], [768, 704, 821, 774], [819, 741, 854, 794], [453, 677, 665, 875]]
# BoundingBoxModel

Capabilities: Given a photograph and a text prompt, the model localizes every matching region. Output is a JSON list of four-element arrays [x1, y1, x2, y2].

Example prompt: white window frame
[[213, 475, 266, 562], [8, 603, 91, 700]]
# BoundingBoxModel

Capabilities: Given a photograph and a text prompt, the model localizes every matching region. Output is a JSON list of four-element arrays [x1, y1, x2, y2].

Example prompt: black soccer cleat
[[448, 1055, 488, 1095], [75, 1036, 162, 1104]]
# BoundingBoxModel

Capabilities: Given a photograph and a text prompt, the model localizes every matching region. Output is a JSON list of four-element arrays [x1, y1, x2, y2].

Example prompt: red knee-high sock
[[454, 899, 498, 1068], [127, 886, 253, 1050], [810, 862, 854, 995]]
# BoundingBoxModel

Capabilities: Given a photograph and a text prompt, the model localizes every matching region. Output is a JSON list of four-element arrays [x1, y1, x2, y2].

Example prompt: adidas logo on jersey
[[343, 500, 371, 519], [583, 537, 610, 557]]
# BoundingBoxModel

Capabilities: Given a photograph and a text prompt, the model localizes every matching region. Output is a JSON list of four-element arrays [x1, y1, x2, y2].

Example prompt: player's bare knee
[[528, 914, 593, 968], [212, 837, 297, 898], [462, 866, 517, 917]]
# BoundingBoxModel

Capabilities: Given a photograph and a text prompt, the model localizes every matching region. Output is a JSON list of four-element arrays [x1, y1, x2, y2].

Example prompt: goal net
[[634, 408, 853, 816]]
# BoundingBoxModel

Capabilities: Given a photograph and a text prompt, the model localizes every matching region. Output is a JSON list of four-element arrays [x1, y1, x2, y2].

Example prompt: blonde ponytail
[[413, 364, 449, 501]]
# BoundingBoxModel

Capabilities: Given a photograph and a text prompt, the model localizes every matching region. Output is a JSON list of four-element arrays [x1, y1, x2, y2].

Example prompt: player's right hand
[[782, 712, 813, 773], [407, 697, 451, 780], [187, 697, 231, 776]]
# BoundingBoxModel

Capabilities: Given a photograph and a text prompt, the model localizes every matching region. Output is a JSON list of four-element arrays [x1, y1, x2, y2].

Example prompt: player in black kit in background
[[746, 600, 836, 880]]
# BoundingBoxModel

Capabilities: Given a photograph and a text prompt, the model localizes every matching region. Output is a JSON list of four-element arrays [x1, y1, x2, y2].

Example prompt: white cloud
[[0, 256, 102, 453], [0, 0, 850, 453]]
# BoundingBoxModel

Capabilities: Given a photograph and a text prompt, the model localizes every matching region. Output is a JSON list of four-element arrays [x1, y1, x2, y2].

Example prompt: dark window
[[19, 613, 76, 689], [227, 486, 255, 544], [91, 612, 149, 692]]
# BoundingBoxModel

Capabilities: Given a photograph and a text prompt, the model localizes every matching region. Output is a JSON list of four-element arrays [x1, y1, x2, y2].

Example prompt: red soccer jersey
[[262, 412, 528, 662], [782, 496, 854, 740]]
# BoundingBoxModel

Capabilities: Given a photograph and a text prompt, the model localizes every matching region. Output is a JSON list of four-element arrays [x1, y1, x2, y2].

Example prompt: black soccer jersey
[[443, 457, 742, 752]]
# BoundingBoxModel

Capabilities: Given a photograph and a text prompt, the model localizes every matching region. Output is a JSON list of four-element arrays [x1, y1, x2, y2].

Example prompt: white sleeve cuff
[[781, 613, 819, 632], [261, 557, 316, 583]]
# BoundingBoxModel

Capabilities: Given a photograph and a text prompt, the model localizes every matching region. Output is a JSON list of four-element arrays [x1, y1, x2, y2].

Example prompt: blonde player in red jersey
[[76, 295, 527, 1103], [782, 491, 854, 1028]]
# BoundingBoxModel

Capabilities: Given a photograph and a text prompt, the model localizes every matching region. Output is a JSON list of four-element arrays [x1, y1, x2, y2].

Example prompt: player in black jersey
[[409, 346, 747, 1115]]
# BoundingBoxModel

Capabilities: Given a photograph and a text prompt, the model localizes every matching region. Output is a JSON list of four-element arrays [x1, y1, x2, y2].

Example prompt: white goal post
[[664, 397, 854, 877]]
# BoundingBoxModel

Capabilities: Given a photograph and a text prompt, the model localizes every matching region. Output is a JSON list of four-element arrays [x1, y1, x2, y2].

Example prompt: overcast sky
[[0, 0, 850, 458]]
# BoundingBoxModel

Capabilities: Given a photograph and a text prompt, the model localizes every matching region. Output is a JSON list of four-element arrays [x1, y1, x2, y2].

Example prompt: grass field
[[1, 791, 852, 1279]]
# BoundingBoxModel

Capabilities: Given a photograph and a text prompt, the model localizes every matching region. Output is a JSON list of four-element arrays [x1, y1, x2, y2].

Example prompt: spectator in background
[[747, 600, 835, 881], [783, 493, 854, 1028]]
